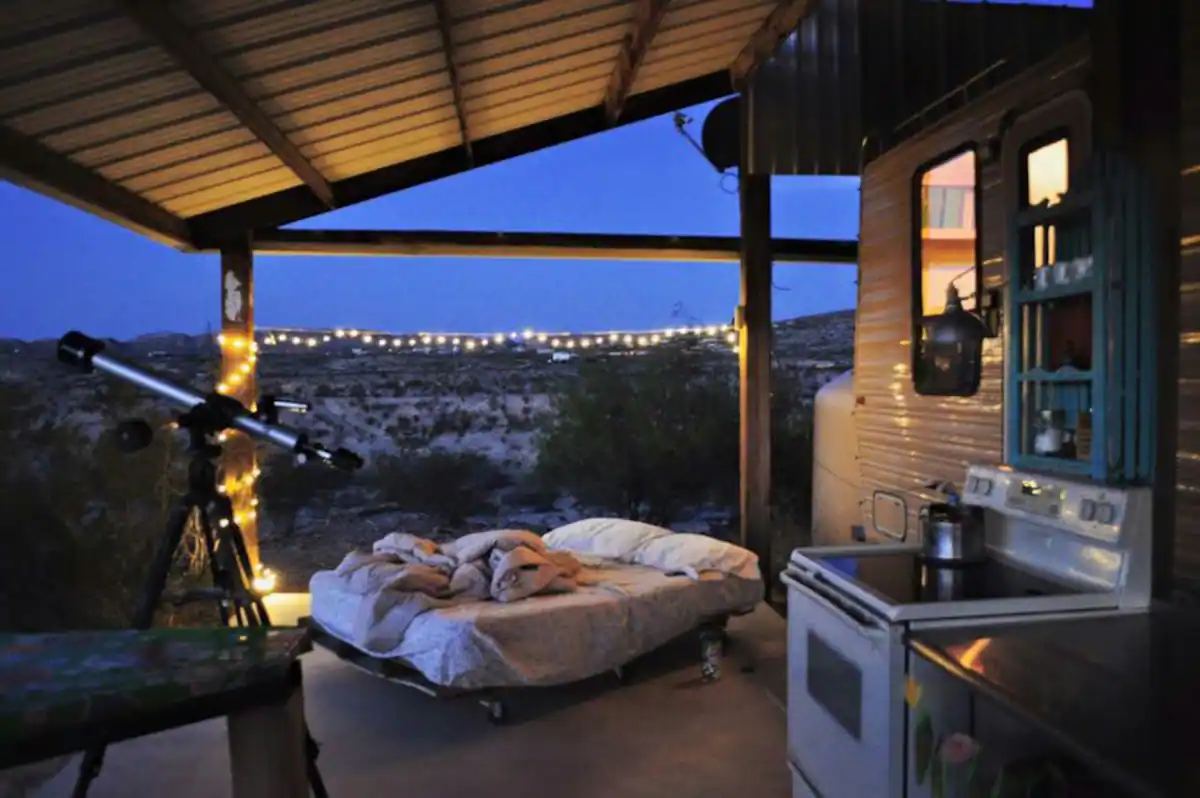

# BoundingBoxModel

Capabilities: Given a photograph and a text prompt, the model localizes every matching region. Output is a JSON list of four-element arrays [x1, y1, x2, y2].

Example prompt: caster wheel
[[486, 701, 508, 725]]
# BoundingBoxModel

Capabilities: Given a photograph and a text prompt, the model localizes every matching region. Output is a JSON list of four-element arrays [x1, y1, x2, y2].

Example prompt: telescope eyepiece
[[58, 331, 105, 371]]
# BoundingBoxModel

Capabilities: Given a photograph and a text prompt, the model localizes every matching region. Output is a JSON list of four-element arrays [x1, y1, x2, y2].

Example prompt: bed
[[304, 519, 764, 722]]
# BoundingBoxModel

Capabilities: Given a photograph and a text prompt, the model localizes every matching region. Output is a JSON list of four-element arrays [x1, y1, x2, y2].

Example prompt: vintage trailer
[[752, 0, 1200, 597], [852, 43, 1090, 542], [753, 5, 1195, 795]]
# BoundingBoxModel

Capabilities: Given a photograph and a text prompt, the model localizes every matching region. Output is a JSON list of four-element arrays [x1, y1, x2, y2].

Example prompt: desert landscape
[[0, 309, 853, 602]]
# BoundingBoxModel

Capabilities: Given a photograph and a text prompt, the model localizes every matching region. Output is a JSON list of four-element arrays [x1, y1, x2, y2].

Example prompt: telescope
[[57, 330, 362, 471]]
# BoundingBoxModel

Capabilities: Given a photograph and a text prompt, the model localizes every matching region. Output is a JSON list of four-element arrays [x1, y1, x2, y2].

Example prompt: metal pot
[[918, 501, 986, 565]]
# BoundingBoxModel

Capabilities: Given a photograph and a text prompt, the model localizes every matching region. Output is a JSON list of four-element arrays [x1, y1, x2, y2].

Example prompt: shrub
[[771, 373, 815, 525], [0, 381, 211, 633], [257, 452, 355, 537], [370, 451, 509, 524], [534, 349, 739, 524]]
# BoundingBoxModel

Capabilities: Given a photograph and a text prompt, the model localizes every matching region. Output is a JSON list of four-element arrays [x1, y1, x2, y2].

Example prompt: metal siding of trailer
[[1175, 1, 1200, 586], [744, 0, 861, 177], [854, 48, 1090, 541], [741, 0, 1089, 179]]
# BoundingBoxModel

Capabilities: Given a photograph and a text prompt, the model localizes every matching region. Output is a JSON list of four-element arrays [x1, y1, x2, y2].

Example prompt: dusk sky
[[0, 97, 861, 341]]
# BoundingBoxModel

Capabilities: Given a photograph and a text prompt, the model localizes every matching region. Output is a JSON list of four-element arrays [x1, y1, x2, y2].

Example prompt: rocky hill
[[1, 310, 853, 587]]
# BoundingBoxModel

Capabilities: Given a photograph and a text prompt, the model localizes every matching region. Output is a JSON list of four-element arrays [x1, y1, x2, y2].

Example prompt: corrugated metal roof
[[0, 0, 793, 247]]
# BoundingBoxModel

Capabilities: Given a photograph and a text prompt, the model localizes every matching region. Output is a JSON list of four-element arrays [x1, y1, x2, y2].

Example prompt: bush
[[771, 374, 815, 525], [0, 381, 209, 633], [534, 349, 739, 524], [257, 452, 355, 537], [534, 352, 816, 528], [370, 451, 509, 524]]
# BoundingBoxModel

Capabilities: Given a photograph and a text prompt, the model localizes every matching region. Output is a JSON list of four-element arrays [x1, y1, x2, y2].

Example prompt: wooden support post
[[219, 236, 260, 570], [226, 665, 308, 798], [1092, 0, 1181, 599], [739, 171, 773, 573]]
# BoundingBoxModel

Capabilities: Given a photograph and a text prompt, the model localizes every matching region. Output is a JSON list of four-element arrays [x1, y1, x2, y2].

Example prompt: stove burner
[[821, 553, 1085, 606]]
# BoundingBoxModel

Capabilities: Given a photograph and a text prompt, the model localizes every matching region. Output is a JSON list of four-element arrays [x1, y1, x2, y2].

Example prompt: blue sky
[[0, 98, 860, 341]]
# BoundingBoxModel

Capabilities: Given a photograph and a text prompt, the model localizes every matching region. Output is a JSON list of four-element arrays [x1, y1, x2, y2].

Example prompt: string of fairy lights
[[252, 323, 741, 353], [213, 321, 739, 595]]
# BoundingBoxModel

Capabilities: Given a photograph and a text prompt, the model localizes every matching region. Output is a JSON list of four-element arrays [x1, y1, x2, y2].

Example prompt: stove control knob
[[1096, 502, 1117, 525], [1079, 499, 1097, 522]]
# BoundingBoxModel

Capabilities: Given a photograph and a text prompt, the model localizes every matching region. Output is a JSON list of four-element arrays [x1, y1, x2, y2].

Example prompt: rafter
[[235, 228, 859, 264], [188, 71, 731, 246], [431, 0, 473, 163], [730, 0, 817, 88], [605, 0, 671, 123], [117, 0, 336, 208], [0, 125, 190, 248]]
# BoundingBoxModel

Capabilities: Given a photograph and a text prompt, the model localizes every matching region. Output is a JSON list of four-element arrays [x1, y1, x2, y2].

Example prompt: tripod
[[71, 402, 329, 798]]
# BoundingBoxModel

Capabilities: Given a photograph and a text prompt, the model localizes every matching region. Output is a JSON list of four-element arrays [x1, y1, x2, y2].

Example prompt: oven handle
[[781, 570, 888, 636]]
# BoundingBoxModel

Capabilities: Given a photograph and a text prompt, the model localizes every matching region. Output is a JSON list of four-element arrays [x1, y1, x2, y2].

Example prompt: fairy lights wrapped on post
[[218, 240, 261, 569]]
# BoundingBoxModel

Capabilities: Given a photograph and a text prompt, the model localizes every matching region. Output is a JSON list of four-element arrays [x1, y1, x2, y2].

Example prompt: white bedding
[[310, 559, 762, 690]]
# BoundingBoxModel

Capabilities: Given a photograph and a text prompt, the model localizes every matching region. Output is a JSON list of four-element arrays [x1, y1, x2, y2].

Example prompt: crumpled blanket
[[331, 529, 581, 652]]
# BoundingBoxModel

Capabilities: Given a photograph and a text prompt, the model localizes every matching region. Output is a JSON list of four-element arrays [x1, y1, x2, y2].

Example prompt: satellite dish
[[700, 97, 740, 172]]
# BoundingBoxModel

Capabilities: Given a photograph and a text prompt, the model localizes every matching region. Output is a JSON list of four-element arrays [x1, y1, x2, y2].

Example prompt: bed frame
[[298, 614, 737, 724]]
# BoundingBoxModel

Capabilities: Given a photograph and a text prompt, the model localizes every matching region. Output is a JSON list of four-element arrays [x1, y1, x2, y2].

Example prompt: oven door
[[783, 569, 905, 798]]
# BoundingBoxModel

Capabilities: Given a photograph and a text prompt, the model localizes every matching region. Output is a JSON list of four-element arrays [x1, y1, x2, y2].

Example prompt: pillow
[[633, 533, 761, 581], [542, 518, 673, 560]]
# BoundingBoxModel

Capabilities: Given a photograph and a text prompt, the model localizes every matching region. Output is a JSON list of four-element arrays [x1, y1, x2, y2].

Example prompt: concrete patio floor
[[34, 598, 789, 798]]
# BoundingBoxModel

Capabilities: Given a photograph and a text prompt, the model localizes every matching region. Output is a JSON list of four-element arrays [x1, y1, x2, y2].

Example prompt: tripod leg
[[72, 503, 196, 798], [197, 509, 232, 627], [204, 492, 271, 628], [219, 507, 272, 627]]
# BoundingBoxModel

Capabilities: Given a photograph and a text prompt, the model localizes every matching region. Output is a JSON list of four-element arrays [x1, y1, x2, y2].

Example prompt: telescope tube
[[57, 331, 343, 463]]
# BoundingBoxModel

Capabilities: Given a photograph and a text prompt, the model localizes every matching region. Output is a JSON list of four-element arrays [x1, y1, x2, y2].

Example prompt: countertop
[[907, 609, 1200, 798]]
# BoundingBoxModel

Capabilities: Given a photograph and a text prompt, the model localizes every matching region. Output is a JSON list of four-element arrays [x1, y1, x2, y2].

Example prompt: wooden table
[[0, 626, 314, 798]]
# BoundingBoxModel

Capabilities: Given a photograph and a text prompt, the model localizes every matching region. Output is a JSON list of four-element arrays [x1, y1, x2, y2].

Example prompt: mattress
[[310, 561, 762, 690]]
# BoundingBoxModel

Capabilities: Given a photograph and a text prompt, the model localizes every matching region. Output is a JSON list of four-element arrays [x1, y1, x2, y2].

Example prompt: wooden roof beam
[[0, 125, 191, 249], [118, 0, 336, 209], [237, 228, 859, 264], [432, 0, 473, 163], [605, 0, 671, 123], [187, 71, 732, 244], [730, 0, 817, 88]]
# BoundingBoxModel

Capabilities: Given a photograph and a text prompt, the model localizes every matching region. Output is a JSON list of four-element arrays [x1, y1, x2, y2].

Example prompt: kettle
[[918, 481, 986, 565]]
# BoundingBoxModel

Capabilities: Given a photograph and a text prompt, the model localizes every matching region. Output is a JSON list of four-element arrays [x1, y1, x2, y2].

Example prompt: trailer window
[[1023, 136, 1070, 267], [916, 149, 979, 317]]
